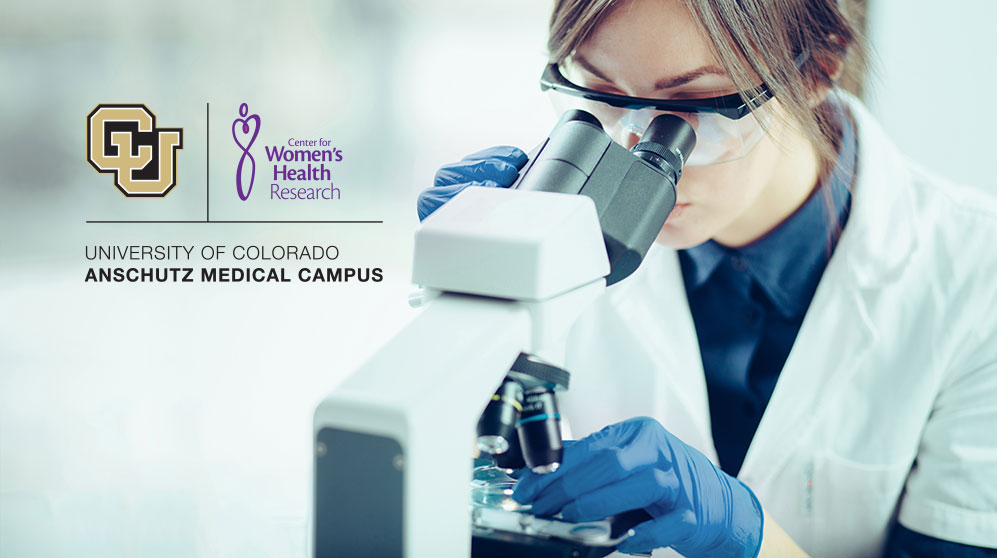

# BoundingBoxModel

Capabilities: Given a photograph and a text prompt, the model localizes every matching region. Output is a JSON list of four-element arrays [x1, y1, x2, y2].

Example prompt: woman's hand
[[416, 146, 528, 221], [512, 416, 764, 558]]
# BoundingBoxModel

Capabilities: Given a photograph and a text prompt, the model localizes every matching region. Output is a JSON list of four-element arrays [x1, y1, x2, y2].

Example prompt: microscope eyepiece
[[556, 108, 604, 130], [631, 114, 696, 185]]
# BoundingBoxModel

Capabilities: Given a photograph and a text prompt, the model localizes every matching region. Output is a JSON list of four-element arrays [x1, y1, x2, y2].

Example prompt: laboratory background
[[1, 0, 995, 556]]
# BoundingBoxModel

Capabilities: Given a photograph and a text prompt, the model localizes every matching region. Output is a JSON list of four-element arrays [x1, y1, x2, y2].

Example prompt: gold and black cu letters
[[86, 104, 183, 197]]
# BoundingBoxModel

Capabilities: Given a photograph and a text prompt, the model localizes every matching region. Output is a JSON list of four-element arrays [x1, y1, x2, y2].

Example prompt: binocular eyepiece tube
[[513, 109, 696, 286]]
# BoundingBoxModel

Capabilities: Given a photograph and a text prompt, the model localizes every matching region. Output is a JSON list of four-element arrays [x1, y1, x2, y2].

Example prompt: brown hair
[[547, 0, 869, 184]]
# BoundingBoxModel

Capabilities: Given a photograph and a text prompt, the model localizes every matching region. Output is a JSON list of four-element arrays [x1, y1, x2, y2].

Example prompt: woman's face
[[572, 0, 806, 248]]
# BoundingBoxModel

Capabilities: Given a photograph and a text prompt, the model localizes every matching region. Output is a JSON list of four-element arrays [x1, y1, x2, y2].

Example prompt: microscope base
[[472, 529, 617, 558]]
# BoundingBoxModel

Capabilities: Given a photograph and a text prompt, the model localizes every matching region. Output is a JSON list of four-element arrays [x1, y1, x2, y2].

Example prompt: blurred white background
[[0, 1, 553, 555], [864, 0, 997, 190], [1, 0, 994, 556]]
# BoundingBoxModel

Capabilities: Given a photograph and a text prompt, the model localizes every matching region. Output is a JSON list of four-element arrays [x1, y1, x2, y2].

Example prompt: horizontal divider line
[[85, 220, 383, 224]]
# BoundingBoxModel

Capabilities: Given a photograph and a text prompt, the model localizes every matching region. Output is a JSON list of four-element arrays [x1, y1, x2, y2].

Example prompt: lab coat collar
[[739, 92, 915, 486], [833, 91, 919, 288]]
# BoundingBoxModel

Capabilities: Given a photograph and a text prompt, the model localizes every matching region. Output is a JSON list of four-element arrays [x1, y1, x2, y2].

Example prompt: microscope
[[312, 109, 695, 557]]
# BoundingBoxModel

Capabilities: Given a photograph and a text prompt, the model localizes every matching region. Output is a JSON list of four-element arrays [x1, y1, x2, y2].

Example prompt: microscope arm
[[313, 292, 531, 556]]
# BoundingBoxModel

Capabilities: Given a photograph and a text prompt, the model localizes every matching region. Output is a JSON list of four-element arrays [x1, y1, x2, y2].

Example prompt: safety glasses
[[541, 62, 772, 119], [539, 59, 787, 166]]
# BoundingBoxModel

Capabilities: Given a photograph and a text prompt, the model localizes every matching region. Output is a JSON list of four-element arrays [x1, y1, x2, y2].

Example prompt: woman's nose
[[613, 129, 641, 150]]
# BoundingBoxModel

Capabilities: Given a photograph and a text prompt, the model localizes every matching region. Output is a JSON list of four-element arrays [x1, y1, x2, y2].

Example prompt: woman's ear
[[808, 60, 843, 106], [808, 34, 847, 106], [821, 33, 848, 78]]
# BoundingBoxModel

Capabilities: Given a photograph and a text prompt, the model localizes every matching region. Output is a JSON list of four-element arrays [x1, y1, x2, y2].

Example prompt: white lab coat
[[559, 93, 997, 556]]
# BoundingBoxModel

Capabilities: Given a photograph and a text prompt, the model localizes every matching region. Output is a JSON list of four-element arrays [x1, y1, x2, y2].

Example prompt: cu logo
[[86, 104, 183, 197]]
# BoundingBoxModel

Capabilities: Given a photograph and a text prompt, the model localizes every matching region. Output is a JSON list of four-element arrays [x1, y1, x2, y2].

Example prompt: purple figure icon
[[233, 103, 261, 201]]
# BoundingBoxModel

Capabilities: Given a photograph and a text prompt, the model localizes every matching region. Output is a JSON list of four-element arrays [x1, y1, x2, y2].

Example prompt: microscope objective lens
[[517, 388, 564, 474], [476, 378, 524, 456]]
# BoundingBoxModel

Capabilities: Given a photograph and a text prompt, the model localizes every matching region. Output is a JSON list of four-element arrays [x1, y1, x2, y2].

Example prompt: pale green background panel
[[1, 0, 995, 556]]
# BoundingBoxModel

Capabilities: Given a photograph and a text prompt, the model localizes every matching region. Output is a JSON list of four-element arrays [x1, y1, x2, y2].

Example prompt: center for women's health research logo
[[233, 102, 261, 201], [87, 104, 183, 197], [231, 102, 343, 202]]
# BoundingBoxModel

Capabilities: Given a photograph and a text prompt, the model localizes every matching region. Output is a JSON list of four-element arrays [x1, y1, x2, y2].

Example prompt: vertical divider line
[[206, 102, 210, 222]]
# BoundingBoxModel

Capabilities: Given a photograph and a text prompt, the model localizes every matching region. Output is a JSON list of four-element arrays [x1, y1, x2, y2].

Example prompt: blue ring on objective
[[517, 413, 561, 425]]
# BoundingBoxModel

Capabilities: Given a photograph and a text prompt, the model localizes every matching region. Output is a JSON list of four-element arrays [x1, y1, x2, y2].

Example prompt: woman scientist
[[417, 0, 997, 556]]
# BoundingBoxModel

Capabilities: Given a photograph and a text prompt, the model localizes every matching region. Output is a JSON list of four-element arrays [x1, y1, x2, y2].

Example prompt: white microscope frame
[[312, 186, 611, 557]]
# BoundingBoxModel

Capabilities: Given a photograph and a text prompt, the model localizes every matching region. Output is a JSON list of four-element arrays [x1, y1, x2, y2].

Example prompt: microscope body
[[313, 187, 609, 557], [312, 110, 693, 557]]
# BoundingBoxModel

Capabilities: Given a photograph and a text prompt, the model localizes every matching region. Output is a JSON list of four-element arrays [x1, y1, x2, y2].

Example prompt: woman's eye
[[669, 92, 712, 100], [585, 82, 625, 96], [669, 87, 738, 100]]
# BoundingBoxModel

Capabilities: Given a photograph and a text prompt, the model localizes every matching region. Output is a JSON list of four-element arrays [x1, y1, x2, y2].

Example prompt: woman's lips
[[670, 202, 690, 218]]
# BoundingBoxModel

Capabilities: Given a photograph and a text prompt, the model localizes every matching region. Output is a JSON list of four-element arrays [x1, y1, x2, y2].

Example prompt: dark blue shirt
[[678, 102, 856, 477]]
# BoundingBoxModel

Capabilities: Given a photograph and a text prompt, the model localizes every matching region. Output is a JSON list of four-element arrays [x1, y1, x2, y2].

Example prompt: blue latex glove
[[417, 145, 528, 221], [512, 417, 764, 558]]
